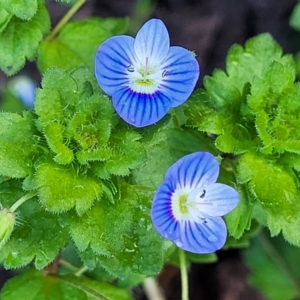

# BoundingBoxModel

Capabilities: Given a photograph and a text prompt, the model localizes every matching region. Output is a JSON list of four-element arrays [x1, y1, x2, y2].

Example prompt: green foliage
[[290, 1, 300, 31], [0, 0, 38, 20], [244, 232, 300, 300], [72, 182, 169, 278], [0, 112, 38, 178], [0, 2, 50, 75], [0, 67, 151, 274], [185, 33, 300, 246], [1, 269, 132, 300], [38, 17, 129, 73]]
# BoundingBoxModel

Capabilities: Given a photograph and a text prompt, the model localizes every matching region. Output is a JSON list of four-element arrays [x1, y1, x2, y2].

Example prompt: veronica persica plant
[[151, 152, 239, 253], [95, 18, 199, 127]]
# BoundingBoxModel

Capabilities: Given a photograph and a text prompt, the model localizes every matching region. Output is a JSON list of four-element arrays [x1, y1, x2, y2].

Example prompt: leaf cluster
[[0, 66, 169, 280], [185, 33, 300, 246]]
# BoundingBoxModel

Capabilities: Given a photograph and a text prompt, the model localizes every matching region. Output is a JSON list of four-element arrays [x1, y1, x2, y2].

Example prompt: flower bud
[[0, 208, 15, 249]]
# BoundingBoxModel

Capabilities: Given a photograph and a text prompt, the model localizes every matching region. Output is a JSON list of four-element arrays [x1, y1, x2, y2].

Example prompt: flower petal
[[191, 183, 240, 217], [95, 36, 137, 95], [134, 19, 170, 66], [177, 217, 227, 253], [164, 152, 219, 190], [151, 181, 181, 242], [112, 86, 172, 127], [160, 46, 199, 107]]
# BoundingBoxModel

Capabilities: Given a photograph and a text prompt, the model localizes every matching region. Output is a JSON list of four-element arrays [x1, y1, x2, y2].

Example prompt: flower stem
[[142, 277, 166, 300], [179, 248, 189, 300], [45, 0, 86, 41], [10, 191, 38, 212], [75, 265, 89, 277], [258, 232, 300, 296]]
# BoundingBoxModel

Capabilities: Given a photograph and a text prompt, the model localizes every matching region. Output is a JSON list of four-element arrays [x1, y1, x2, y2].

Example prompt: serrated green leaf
[[35, 162, 102, 215], [245, 60, 300, 160], [0, 112, 37, 178], [34, 88, 65, 124], [69, 183, 136, 255], [39, 68, 79, 107], [73, 183, 168, 278], [0, 7, 12, 34], [226, 33, 295, 92], [237, 152, 297, 218], [105, 131, 145, 176], [0, 2, 50, 75], [0, 0, 37, 20], [43, 122, 74, 164], [0, 196, 69, 269]]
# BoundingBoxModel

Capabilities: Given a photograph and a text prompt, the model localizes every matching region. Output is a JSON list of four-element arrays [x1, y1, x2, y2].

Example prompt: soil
[[0, 0, 299, 299]]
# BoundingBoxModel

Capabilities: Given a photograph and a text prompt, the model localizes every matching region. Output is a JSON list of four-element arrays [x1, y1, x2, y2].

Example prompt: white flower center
[[171, 187, 209, 223], [126, 57, 168, 94]]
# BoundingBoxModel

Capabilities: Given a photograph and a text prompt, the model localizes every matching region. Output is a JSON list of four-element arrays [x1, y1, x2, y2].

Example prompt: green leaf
[[94, 17, 129, 35], [0, 0, 38, 20], [37, 40, 84, 73], [0, 197, 69, 269], [0, 2, 50, 75], [226, 33, 294, 92], [0, 112, 37, 178], [73, 183, 168, 277], [0, 7, 12, 34], [237, 152, 297, 216], [1, 269, 132, 300], [57, 18, 113, 70], [105, 131, 146, 176], [35, 162, 102, 215], [290, 2, 300, 31], [244, 233, 300, 300], [247, 61, 296, 154], [38, 18, 128, 72], [224, 185, 253, 239], [43, 122, 74, 164], [69, 182, 136, 255]]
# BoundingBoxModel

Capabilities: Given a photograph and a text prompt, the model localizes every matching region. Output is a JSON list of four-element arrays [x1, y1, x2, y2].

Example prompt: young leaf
[[238, 152, 297, 217], [34, 162, 102, 215], [0, 112, 37, 178]]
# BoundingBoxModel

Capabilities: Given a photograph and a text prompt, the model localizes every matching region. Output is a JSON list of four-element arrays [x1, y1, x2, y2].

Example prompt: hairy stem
[[45, 0, 86, 41], [258, 232, 300, 296], [179, 248, 189, 300], [10, 191, 38, 212]]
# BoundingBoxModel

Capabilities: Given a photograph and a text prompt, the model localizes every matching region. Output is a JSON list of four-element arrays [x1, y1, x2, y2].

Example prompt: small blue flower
[[95, 18, 199, 127], [151, 152, 239, 253]]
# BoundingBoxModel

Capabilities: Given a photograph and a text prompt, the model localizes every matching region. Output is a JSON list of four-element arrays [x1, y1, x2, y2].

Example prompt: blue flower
[[95, 18, 199, 127], [151, 152, 239, 253]]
